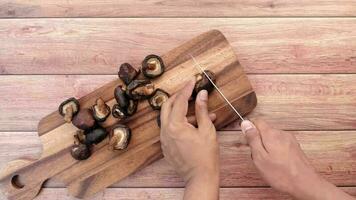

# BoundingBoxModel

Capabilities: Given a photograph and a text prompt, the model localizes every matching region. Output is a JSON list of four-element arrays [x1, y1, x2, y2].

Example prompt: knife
[[189, 54, 245, 121]]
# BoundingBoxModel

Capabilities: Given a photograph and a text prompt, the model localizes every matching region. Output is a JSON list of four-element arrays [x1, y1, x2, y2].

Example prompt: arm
[[241, 119, 355, 200], [160, 80, 220, 200]]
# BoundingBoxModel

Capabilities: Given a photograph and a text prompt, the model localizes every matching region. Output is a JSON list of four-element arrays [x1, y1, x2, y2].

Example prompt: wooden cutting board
[[0, 30, 257, 200]]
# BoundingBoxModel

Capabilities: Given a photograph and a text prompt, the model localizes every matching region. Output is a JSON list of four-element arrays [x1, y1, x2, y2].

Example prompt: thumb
[[241, 120, 267, 156], [195, 90, 212, 128]]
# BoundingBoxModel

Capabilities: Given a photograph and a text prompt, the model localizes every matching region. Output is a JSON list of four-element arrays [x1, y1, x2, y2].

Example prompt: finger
[[170, 79, 196, 122], [195, 90, 213, 130], [241, 120, 268, 158], [187, 112, 216, 126], [250, 118, 279, 148], [160, 94, 177, 127]]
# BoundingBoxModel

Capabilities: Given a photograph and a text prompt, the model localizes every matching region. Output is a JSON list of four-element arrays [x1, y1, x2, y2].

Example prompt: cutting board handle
[[0, 159, 45, 200]]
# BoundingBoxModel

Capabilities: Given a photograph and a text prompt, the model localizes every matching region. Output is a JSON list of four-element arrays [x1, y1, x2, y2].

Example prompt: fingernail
[[241, 120, 256, 134], [198, 90, 208, 101]]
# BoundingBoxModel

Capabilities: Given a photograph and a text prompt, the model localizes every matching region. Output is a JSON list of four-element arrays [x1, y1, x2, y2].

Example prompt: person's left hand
[[160, 79, 220, 200]]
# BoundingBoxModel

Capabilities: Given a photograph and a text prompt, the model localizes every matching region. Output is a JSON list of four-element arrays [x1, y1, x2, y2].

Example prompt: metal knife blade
[[189, 54, 245, 121]]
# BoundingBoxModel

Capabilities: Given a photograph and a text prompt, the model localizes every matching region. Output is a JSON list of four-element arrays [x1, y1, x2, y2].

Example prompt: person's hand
[[241, 118, 355, 200], [160, 79, 219, 200]]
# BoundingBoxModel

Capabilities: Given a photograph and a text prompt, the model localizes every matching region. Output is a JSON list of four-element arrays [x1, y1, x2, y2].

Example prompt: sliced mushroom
[[59, 97, 80, 123], [126, 99, 138, 116], [92, 98, 111, 122], [142, 54, 165, 78], [114, 85, 129, 108], [194, 70, 216, 96], [126, 79, 155, 100], [112, 104, 127, 119], [71, 143, 91, 160], [148, 89, 169, 110], [109, 124, 131, 150], [118, 63, 139, 85], [84, 126, 108, 145], [72, 108, 96, 130]]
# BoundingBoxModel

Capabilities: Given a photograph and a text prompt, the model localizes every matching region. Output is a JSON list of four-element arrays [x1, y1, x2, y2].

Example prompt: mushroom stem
[[147, 60, 158, 70], [64, 106, 73, 123]]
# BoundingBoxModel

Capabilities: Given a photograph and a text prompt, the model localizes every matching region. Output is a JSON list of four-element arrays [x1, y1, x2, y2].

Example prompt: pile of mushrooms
[[59, 54, 216, 161]]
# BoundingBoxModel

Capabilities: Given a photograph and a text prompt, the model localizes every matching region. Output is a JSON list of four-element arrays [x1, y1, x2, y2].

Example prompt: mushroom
[[109, 124, 131, 150], [126, 79, 155, 100], [193, 70, 216, 96], [148, 89, 169, 110], [71, 143, 91, 160], [118, 63, 139, 85], [92, 98, 111, 122], [126, 99, 138, 116], [114, 85, 129, 108], [112, 104, 127, 119], [84, 126, 108, 145], [142, 54, 165, 78], [59, 97, 80, 123], [72, 108, 96, 130]]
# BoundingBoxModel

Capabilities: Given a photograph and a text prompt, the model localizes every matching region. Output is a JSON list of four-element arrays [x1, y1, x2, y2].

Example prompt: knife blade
[[189, 54, 245, 121]]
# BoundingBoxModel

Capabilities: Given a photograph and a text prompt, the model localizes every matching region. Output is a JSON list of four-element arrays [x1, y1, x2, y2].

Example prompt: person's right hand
[[241, 118, 355, 200]]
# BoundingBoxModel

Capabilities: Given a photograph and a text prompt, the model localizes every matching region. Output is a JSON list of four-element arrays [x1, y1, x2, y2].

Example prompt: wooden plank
[[1, 74, 355, 131], [1, 18, 356, 74], [1, 1, 356, 17], [1, 131, 356, 188], [6, 187, 352, 200]]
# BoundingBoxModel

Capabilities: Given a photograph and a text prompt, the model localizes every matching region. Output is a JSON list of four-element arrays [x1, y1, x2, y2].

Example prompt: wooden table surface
[[0, 1, 356, 199]]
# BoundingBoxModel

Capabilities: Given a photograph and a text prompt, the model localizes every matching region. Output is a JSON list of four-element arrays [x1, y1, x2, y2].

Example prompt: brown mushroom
[[109, 124, 131, 150], [126, 99, 138, 116], [118, 63, 139, 85], [84, 126, 108, 145], [92, 98, 111, 122], [148, 89, 169, 110], [112, 104, 127, 119], [193, 70, 216, 96], [72, 108, 96, 130], [114, 85, 129, 108], [126, 79, 155, 100], [59, 97, 80, 123], [71, 143, 91, 160], [142, 54, 165, 78]]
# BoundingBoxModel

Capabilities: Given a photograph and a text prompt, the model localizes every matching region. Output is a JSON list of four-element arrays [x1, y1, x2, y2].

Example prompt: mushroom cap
[[142, 54, 165, 79], [109, 124, 131, 150], [193, 70, 216, 96], [126, 79, 155, 100], [58, 97, 80, 116], [92, 98, 111, 122], [71, 143, 91, 160], [118, 63, 139, 85], [126, 99, 138, 116], [84, 127, 108, 145], [112, 104, 127, 119], [114, 85, 129, 108], [149, 89, 170, 110], [72, 108, 96, 130]]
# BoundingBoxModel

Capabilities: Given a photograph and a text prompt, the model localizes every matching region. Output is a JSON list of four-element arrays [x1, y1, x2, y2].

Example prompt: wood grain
[[15, 187, 356, 200], [1, 131, 356, 188], [1, 18, 356, 74], [0, 1, 356, 17], [1, 74, 355, 131]]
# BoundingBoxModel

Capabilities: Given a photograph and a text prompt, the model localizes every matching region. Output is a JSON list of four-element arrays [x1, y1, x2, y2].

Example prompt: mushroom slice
[[194, 70, 216, 96], [84, 126, 108, 145], [126, 80, 155, 100], [142, 54, 165, 78], [72, 108, 96, 130], [109, 124, 131, 150], [149, 89, 170, 110], [112, 104, 127, 119], [118, 63, 139, 85], [126, 99, 138, 116], [59, 97, 80, 123], [71, 143, 91, 160], [92, 98, 111, 122], [114, 85, 129, 108]]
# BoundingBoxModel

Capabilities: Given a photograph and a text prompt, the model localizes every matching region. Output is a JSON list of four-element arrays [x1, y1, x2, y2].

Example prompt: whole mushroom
[[72, 108, 96, 130], [118, 63, 139, 85], [109, 124, 131, 150], [59, 97, 80, 123], [71, 143, 91, 160], [114, 85, 129, 108], [92, 98, 111, 122], [142, 54, 165, 78], [126, 79, 155, 100], [148, 89, 169, 110]]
